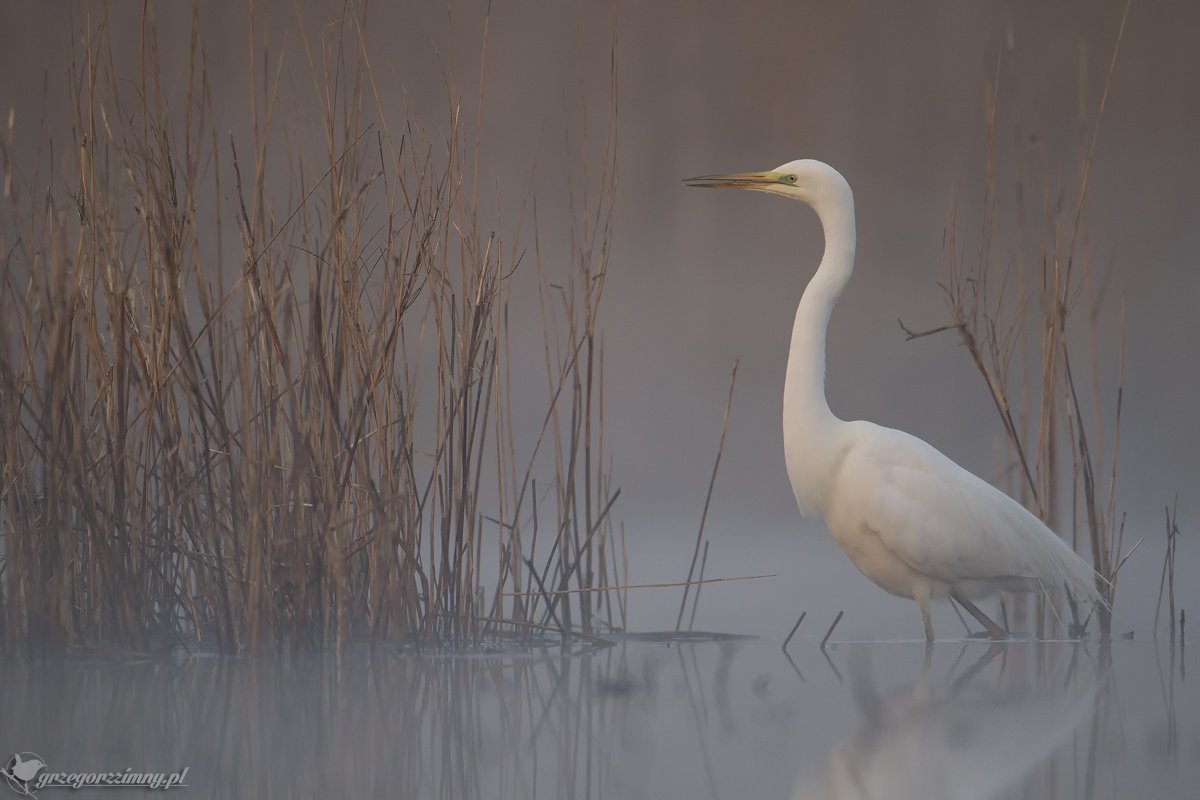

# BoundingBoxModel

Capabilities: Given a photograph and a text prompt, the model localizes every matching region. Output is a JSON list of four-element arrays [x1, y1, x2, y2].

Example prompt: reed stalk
[[901, 1, 1134, 638], [0, 1, 623, 653]]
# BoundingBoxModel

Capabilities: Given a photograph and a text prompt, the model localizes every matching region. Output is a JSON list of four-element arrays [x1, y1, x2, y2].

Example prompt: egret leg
[[914, 585, 934, 642], [953, 595, 1007, 640], [920, 605, 934, 643]]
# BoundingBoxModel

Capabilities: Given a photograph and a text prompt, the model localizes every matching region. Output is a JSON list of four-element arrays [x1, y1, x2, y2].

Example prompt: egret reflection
[[791, 645, 1098, 800], [0, 640, 1187, 798]]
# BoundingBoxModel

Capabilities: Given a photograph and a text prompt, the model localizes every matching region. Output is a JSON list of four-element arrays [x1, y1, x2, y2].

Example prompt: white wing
[[836, 421, 1104, 605]]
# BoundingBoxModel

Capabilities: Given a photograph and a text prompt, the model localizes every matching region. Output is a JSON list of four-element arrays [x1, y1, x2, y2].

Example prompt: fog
[[1, 639, 1194, 798], [1, 0, 1195, 639], [3, 4, 1199, 799]]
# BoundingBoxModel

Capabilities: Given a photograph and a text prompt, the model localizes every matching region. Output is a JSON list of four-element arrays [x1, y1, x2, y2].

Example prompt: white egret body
[[685, 160, 1105, 640]]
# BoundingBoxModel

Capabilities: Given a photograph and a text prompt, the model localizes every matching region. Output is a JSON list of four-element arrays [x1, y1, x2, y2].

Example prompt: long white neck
[[782, 193, 855, 514]]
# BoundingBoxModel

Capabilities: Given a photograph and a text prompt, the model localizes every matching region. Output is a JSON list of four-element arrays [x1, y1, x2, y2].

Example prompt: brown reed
[[901, 1, 1135, 638], [0, 2, 624, 653]]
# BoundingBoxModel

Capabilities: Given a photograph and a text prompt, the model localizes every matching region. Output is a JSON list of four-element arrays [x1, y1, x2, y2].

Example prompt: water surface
[[1, 637, 1192, 798]]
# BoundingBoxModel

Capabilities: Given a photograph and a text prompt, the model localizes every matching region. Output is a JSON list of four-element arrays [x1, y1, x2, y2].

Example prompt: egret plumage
[[684, 160, 1105, 640]]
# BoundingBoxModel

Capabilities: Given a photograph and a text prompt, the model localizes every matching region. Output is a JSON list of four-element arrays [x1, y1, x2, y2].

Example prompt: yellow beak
[[682, 171, 786, 189]]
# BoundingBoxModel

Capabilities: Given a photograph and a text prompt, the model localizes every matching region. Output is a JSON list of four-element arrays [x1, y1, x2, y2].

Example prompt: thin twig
[[782, 611, 807, 653], [503, 572, 775, 598], [675, 360, 739, 631], [897, 318, 963, 341], [686, 540, 710, 632], [821, 610, 844, 650]]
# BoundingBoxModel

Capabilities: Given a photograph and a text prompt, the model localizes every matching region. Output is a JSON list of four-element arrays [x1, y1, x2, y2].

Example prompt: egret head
[[683, 159, 852, 213]]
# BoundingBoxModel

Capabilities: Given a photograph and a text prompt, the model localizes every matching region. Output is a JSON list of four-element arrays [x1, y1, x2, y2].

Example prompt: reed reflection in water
[[0, 638, 1192, 799]]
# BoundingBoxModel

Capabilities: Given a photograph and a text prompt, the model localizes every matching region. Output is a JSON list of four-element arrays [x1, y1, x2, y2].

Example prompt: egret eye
[[783, 174, 798, 184]]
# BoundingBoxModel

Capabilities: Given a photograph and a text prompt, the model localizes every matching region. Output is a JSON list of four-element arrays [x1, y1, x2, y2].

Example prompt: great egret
[[684, 160, 1105, 640]]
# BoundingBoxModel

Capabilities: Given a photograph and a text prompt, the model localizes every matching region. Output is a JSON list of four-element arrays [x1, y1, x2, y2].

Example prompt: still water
[[1, 636, 1193, 798]]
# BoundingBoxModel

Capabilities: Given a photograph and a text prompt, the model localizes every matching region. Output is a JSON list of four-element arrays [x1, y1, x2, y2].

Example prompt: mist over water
[[1, 2, 1198, 796], [0, 639, 1193, 799]]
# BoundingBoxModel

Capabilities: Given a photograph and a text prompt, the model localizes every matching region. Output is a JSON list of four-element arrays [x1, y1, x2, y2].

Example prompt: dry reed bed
[[903, 4, 1139, 638], [0, 4, 623, 653]]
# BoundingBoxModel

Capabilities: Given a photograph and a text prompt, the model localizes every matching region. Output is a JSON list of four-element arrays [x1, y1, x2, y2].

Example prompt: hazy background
[[2, 0, 1196, 641]]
